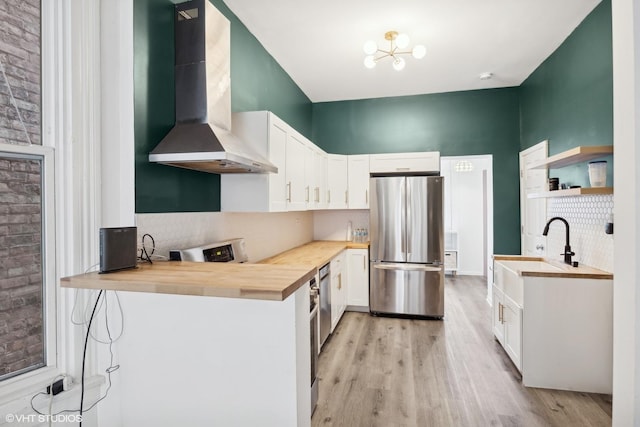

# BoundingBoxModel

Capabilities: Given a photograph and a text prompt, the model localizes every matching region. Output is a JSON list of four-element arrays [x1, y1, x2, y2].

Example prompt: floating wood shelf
[[527, 145, 613, 169], [527, 187, 613, 199]]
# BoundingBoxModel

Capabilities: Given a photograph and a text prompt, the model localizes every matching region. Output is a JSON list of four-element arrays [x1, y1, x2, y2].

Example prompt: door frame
[[440, 155, 493, 301]]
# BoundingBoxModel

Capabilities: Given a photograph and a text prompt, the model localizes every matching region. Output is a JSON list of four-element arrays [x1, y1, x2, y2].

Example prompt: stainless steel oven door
[[310, 303, 319, 414], [370, 261, 444, 317]]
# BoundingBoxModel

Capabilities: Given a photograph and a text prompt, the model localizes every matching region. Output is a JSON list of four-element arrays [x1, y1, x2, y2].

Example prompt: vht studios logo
[[5, 413, 83, 424]]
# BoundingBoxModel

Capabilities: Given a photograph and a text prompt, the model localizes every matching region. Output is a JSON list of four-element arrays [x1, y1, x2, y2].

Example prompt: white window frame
[[0, 143, 59, 402]]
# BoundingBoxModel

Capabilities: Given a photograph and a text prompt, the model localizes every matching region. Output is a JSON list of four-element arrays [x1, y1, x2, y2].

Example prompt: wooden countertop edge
[[493, 254, 613, 280], [258, 240, 369, 267], [493, 255, 542, 261], [61, 263, 318, 302]]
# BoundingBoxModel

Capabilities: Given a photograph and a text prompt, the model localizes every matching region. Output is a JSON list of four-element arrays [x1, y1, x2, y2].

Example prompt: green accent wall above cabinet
[[312, 88, 522, 255]]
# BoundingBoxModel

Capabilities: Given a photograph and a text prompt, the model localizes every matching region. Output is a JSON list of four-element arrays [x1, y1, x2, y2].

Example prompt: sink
[[499, 260, 564, 275]]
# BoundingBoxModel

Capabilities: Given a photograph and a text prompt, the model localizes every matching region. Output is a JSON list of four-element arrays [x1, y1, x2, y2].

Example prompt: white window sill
[[0, 375, 104, 426]]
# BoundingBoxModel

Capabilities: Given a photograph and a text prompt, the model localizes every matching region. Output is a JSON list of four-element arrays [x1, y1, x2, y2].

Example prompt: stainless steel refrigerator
[[369, 175, 445, 318]]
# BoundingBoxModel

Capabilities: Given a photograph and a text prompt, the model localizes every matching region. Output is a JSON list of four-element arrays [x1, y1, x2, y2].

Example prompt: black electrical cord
[[79, 290, 103, 427], [139, 233, 155, 264]]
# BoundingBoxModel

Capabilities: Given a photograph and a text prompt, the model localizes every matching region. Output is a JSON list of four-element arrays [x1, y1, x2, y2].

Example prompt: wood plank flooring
[[312, 275, 612, 427]]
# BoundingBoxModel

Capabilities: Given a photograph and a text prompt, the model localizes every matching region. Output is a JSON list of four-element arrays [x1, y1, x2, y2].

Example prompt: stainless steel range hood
[[149, 0, 277, 174]]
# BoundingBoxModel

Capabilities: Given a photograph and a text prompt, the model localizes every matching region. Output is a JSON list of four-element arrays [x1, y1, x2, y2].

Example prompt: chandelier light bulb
[[364, 55, 376, 69], [392, 56, 405, 71], [412, 44, 426, 59], [362, 30, 425, 71], [395, 33, 410, 49], [363, 40, 378, 55]]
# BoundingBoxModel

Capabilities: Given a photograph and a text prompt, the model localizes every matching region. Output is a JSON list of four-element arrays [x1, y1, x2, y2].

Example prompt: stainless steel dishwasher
[[319, 263, 331, 347]]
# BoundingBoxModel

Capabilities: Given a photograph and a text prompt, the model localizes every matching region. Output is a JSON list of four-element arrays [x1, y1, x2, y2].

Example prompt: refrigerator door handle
[[373, 263, 443, 272]]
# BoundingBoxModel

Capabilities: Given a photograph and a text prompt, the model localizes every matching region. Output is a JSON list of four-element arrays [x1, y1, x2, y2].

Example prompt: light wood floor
[[312, 275, 612, 427]]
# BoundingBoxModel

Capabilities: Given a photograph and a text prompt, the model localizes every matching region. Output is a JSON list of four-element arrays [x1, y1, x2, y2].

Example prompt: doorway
[[441, 155, 494, 300]]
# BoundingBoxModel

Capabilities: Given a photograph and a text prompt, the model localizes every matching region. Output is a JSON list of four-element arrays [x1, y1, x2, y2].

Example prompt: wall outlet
[[46, 379, 64, 396]]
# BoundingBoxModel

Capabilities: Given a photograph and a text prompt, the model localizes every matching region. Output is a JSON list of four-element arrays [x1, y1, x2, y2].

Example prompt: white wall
[[611, 0, 640, 424], [313, 210, 369, 241]]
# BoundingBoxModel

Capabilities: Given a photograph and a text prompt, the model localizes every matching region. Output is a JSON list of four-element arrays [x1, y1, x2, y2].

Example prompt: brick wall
[[0, 0, 41, 146], [0, 158, 44, 377], [0, 0, 43, 379]]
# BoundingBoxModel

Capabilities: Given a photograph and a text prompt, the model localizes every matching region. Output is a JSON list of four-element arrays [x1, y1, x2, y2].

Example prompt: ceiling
[[222, 0, 601, 103]]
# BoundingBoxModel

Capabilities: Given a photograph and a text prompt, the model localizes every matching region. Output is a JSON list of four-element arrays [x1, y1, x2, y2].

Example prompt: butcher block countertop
[[61, 261, 317, 301], [493, 255, 613, 279], [258, 240, 369, 268]]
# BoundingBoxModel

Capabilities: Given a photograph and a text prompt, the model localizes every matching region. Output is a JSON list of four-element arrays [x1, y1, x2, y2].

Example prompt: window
[[0, 0, 56, 386], [0, 153, 46, 380]]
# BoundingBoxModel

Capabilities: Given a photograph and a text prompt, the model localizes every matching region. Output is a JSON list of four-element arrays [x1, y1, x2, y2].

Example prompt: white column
[[100, 0, 136, 227], [611, 0, 640, 424]]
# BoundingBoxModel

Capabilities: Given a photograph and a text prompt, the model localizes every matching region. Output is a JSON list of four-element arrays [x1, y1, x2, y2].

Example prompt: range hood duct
[[149, 0, 277, 174]]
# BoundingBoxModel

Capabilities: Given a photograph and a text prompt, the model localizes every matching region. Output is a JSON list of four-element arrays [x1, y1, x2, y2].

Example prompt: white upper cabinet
[[311, 148, 328, 209], [369, 151, 440, 174], [348, 155, 370, 209], [222, 111, 441, 213], [286, 130, 308, 211], [327, 154, 348, 209], [221, 111, 288, 212]]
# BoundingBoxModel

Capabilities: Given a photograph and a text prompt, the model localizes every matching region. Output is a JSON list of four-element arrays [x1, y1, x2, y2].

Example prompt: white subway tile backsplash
[[546, 195, 613, 272], [135, 211, 314, 262]]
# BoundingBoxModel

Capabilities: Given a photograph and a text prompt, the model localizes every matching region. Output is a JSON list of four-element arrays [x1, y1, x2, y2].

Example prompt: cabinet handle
[[328, 190, 331, 204], [498, 303, 503, 323], [287, 182, 291, 202], [365, 189, 368, 204], [363, 256, 366, 270], [315, 187, 320, 203], [345, 190, 348, 204], [338, 273, 342, 290], [305, 186, 309, 203]]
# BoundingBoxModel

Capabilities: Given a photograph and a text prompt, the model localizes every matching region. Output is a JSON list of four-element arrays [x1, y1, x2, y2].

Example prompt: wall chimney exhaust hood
[[149, 0, 277, 174]]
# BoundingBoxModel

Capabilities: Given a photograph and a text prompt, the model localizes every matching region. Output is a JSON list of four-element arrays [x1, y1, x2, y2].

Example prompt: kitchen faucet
[[542, 217, 575, 265]]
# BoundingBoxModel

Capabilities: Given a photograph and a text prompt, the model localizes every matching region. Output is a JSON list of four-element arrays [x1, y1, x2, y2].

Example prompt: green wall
[[134, 0, 312, 213], [312, 88, 522, 254], [519, 0, 613, 187], [133, 0, 613, 255]]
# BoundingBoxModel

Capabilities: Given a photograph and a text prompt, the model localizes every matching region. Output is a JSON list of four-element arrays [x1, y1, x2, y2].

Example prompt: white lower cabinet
[[492, 259, 613, 394], [492, 284, 522, 371], [330, 251, 347, 331], [346, 249, 369, 309]]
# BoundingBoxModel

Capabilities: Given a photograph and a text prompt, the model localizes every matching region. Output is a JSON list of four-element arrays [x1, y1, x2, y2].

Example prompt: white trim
[[0, 145, 58, 404], [611, 0, 640, 424]]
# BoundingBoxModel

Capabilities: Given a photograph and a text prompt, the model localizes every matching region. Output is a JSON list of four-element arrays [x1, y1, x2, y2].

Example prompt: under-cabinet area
[[492, 256, 613, 393]]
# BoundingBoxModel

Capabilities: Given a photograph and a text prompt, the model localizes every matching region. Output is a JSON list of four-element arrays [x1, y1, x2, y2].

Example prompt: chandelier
[[363, 30, 426, 71]]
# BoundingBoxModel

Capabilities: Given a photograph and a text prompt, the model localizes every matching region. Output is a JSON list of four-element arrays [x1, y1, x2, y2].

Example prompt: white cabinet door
[[307, 147, 327, 210], [347, 155, 370, 209], [327, 154, 348, 209], [285, 132, 308, 211], [267, 117, 288, 212], [369, 151, 440, 174], [492, 285, 505, 345], [313, 150, 328, 209], [347, 249, 369, 308], [330, 251, 347, 331], [221, 111, 287, 212], [503, 293, 522, 371]]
